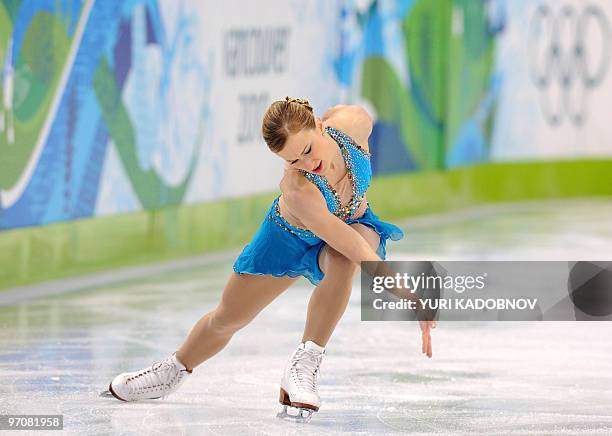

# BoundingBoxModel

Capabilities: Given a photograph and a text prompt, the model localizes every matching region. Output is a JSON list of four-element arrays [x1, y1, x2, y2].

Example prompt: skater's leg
[[107, 273, 296, 402], [301, 224, 380, 346], [277, 224, 379, 417], [176, 273, 297, 370]]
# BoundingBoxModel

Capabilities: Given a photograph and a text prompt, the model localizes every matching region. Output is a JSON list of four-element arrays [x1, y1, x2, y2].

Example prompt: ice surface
[[0, 199, 611, 434]]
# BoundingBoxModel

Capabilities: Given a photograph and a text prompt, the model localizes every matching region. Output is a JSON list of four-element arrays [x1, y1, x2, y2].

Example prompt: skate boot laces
[[290, 348, 323, 394], [126, 357, 185, 396]]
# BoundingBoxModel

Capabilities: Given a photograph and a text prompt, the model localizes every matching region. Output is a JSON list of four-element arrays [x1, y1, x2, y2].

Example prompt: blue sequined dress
[[233, 126, 404, 285]]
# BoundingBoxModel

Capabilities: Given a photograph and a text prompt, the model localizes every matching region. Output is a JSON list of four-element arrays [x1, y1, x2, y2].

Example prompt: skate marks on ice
[[99, 389, 114, 398], [392, 198, 612, 261], [375, 397, 612, 434], [0, 199, 612, 433], [347, 322, 612, 434]]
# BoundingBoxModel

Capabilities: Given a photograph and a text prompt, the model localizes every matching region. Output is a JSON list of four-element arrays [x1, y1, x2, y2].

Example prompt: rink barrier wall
[[1, 158, 612, 291]]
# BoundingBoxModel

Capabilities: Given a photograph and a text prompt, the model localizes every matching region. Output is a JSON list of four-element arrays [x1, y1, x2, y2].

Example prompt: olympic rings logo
[[528, 3, 611, 126]]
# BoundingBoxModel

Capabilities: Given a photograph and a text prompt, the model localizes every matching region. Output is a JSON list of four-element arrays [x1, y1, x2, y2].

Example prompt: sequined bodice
[[300, 126, 372, 220], [271, 126, 372, 239]]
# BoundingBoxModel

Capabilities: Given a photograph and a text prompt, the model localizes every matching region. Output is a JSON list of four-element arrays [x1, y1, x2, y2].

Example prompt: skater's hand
[[419, 320, 436, 358]]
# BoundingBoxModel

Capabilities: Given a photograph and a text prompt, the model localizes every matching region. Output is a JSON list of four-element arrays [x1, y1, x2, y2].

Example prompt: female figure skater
[[106, 97, 436, 421]]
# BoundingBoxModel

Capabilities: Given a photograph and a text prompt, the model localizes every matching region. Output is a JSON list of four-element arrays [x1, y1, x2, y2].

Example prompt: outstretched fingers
[[419, 320, 434, 358]]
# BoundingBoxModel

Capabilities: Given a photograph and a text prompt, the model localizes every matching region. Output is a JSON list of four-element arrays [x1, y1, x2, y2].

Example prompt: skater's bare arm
[[321, 105, 373, 149], [283, 180, 437, 358], [283, 185, 380, 265], [321, 104, 347, 121], [285, 184, 436, 357]]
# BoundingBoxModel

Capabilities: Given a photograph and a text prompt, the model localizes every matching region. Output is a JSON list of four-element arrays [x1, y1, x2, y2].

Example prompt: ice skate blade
[[100, 389, 162, 401], [276, 405, 314, 423]]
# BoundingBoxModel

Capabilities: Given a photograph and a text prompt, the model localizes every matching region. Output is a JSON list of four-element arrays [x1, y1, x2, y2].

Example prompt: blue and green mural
[[2, 0, 612, 237], [334, 0, 504, 173], [0, 0, 210, 230]]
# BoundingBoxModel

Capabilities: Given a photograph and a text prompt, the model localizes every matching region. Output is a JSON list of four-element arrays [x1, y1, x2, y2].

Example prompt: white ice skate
[[277, 340, 325, 423], [102, 353, 192, 402]]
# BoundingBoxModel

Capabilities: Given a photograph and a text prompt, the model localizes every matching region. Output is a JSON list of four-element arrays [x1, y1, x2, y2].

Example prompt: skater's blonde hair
[[262, 97, 315, 153]]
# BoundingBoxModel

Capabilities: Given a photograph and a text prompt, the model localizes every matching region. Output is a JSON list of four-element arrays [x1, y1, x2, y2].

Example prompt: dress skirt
[[232, 196, 404, 286]]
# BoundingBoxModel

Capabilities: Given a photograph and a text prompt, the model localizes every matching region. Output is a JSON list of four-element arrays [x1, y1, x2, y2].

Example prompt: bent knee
[[320, 246, 357, 276], [208, 306, 250, 336]]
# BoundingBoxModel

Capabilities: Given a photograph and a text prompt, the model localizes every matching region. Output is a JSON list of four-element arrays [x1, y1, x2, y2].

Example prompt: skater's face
[[277, 118, 334, 176]]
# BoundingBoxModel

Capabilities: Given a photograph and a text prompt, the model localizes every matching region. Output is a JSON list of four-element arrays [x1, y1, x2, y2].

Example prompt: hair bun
[[284, 96, 313, 114]]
